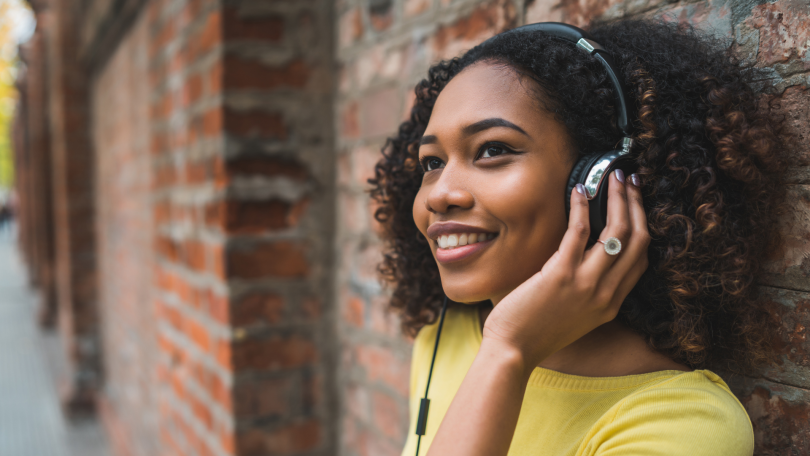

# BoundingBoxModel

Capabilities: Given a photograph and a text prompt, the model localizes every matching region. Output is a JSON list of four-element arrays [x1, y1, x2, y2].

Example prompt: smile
[[435, 232, 496, 249], [433, 232, 498, 264]]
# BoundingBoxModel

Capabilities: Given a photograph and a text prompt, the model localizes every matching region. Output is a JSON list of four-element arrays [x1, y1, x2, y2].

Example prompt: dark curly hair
[[369, 19, 788, 372]]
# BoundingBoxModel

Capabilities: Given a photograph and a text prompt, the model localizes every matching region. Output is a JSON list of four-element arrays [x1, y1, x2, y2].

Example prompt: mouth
[[432, 231, 499, 264]]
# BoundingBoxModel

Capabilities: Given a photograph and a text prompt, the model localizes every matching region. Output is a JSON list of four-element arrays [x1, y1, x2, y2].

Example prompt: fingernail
[[614, 169, 625, 183], [575, 183, 587, 196], [630, 173, 642, 187]]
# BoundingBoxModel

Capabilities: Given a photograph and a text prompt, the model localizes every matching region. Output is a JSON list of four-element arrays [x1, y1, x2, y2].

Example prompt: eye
[[421, 156, 445, 172], [477, 143, 515, 159]]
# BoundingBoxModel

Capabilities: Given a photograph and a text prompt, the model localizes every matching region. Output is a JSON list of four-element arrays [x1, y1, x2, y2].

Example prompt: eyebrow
[[419, 117, 530, 146]]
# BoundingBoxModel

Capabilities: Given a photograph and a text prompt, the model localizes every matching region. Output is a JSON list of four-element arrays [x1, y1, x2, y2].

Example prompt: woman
[[370, 19, 786, 456]]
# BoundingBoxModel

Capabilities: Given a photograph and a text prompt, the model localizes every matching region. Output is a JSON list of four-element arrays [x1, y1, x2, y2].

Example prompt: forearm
[[425, 339, 534, 456]]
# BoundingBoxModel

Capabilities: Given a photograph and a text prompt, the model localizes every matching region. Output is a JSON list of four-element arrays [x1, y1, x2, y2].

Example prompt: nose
[[425, 165, 475, 214]]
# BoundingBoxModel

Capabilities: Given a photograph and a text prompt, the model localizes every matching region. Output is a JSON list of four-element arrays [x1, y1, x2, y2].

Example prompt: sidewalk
[[0, 225, 111, 456]]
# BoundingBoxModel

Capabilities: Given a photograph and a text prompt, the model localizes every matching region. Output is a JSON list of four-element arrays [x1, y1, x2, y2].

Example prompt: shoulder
[[585, 370, 754, 456], [412, 304, 482, 361]]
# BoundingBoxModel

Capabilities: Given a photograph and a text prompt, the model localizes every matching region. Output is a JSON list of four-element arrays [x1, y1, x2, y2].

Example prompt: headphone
[[500, 22, 638, 242], [413, 23, 637, 456]]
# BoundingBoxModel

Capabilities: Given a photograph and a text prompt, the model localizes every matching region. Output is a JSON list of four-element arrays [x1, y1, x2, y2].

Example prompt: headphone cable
[[415, 295, 449, 456]]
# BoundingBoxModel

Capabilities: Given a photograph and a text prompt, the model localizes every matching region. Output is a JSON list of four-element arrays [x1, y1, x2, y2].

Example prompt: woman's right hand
[[481, 171, 651, 376]]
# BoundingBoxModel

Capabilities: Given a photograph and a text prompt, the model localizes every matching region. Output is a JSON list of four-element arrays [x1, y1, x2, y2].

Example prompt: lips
[[426, 221, 498, 264]]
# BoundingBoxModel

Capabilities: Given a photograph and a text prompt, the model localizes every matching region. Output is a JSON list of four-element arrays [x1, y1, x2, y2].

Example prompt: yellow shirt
[[401, 304, 754, 456]]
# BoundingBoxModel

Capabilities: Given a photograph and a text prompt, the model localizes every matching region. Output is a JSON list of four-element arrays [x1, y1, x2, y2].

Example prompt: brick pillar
[[148, 0, 337, 454], [16, 21, 58, 329], [42, 0, 101, 416]]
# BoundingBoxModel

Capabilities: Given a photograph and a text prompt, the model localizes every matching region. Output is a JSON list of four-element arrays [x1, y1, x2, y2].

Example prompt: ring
[[598, 237, 622, 255]]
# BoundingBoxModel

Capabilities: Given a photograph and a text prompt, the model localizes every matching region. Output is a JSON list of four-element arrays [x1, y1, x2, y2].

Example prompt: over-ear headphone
[[494, 22, 637, 241], [412, 24, 638, 456]]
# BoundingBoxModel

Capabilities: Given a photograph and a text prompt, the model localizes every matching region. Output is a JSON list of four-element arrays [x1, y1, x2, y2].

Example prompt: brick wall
[[335, 0, 810, 455]]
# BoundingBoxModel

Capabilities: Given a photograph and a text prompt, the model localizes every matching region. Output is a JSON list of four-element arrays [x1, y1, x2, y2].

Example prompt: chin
[[439, 274, 503, 304]]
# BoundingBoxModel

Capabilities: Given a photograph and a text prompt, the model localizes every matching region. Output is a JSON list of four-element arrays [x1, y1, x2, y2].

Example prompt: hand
[[482, 171, 651, 375]]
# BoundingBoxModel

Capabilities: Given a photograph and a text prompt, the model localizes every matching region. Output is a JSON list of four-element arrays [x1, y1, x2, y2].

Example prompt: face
[[413, 63, 574, 304]]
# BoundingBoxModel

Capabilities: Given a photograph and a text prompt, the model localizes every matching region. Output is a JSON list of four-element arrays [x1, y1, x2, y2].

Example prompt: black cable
[[415, 295, 449, 456]]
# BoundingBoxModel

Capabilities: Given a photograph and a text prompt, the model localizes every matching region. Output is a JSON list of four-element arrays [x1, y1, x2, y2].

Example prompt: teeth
[[436, 232, 495, 249]]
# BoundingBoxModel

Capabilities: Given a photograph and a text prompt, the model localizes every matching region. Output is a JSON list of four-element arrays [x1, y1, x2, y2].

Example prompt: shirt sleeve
[[580, 378, 754, 456]]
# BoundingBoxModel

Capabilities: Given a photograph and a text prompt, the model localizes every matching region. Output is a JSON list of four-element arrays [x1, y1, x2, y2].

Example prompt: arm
[[426, 172, 651, 456]]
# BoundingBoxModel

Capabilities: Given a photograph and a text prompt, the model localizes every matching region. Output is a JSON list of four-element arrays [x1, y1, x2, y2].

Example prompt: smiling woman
[[369, 19, 788, 456]]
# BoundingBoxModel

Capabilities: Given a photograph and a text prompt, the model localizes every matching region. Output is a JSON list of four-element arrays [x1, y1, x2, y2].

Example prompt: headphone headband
[[487, 22, 634, 140]]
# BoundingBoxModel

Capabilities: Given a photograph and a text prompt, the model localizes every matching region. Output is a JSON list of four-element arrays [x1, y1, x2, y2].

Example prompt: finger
[[602, 173, 651, 289], [583, 169, 632, 273], [557, 184, 591, 268]]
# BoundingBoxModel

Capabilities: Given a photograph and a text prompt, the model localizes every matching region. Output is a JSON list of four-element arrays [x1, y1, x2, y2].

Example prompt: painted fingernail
[[575, 183, 587, 196], [630, 173, 642, 187], [614, 169, 625, 183]]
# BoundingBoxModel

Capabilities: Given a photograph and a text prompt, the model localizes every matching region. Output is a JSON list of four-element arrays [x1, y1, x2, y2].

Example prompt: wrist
[[478, 337, 535, 382]]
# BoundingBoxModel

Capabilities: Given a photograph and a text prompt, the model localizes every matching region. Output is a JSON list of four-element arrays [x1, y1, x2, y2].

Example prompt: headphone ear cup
[[564, 155, 594, 218], [565, 151, 638, 242]]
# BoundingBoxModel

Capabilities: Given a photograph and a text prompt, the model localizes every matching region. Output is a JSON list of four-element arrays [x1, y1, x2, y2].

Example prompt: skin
[[413, 63, 689, 456]]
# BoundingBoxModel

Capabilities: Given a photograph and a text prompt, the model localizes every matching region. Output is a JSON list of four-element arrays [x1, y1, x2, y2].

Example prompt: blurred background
[[1, 0, 808, 455]]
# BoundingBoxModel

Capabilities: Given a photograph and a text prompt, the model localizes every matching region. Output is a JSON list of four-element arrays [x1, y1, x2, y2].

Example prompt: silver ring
[[598, 237, 622, 255]]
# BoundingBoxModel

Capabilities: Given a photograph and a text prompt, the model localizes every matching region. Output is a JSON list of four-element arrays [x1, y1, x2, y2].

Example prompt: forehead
[[427, 62, 541, 131]]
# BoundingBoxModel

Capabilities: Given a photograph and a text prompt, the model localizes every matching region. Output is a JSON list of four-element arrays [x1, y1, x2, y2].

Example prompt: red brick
[[190, 12, 222, 59], [762, 185, 810, 291], [224, 109, 286, 139], [186, 318, 211, 351], [746, 0, 810, 66], [185, 155, 225, 185], [343, 294, 365, 327], [155, 235, 180, 262], [208, 292, 230, 324], [237, 420, 321, 455], [185, 73, 204, 105], [234, 377, 293, 419], [223, 56, 310, 90], [205, 199, 310, 234], [404, 0, 431, 17], [359, 88, 400, 138], [233, 292, 284, 327], [232, 336, 317, 371], [301, 297, 321, 320], [160, 300, 183, 332], [356, 345, 410, 396], [226, 241, 309, 279], [432, 0, 516, 59], [226, 156, 309, 180], [182, 239, 207, 272], [341, 101, 360, 139], [372, 391, 401, 439], [223, 7, 284, 42], [369, 3, 393, 32], [731, 377, 810, 454], [202, 107, 223, 137]]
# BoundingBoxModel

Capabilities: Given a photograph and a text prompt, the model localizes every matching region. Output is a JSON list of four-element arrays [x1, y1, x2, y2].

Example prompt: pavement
[[0, 223, 112, 456]]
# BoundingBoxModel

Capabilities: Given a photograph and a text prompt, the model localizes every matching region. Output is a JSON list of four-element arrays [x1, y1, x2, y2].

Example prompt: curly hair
[[369, 19, 788, 372]]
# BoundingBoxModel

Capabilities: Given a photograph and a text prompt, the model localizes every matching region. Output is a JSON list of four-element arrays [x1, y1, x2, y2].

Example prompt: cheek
[[412, 186, 430, 237], [482, 169, 568, 256]]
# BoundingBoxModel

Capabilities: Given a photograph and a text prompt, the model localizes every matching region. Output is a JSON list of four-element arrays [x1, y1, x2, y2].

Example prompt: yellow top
[[401, 304, 754, 456]]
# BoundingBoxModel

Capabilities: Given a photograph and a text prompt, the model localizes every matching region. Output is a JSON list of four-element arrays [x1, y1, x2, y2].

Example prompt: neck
[[478, 304, 690, 377]]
